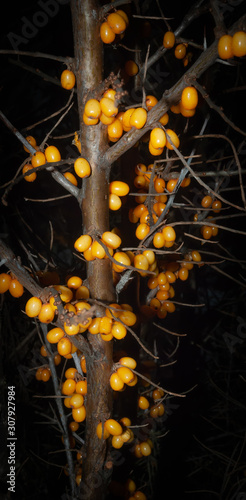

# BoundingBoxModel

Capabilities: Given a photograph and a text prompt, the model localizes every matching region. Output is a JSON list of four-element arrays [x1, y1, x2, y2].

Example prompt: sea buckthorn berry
[[25, 296, 42, 317], [74, 234, 92, 253], [80, 355, 87, 373], [87, 317, 100, 335], [110, 372, 125, 391], [122, 108, 134, 130], [120, 417, 131, 427], [120, 429, 132, 442], [148, 142, 163, 156], [100, 97, 118, 117], [67, 275, 82, 289], [75, 285, 90, 300], [134, 444, 143, 458], [69, 421, 79, 432], [23, 135, 37, 152], [96, 422, 110, 440], [99, 316, 112, 335], [83, 245, 96, 261], [201, 225, 213, 240], [178, 267, 189, 281], [180, 101, 196, 117], [156, 289, 169, 301], [100, 113, 115, 125], [64, 322, 80, 336], [150, 297, 161, 311], [142, 250, 155, 266], [163, 31, 175, 48], [146, 95, 158, 110], [139, 441, 152, 456], [181, 177, 191, 188], [191, 250, 202, 262], [153, 232, 165, 248], [101, 332, 113, 341], [60, 69, 76, 90], [100, 21, 116, 44], [62, 378, 76, 395], [102, 231, 122, 250], [134, 492, 147, 500], [35, 367, 43, 381], [162, 225, 176, 242], [134, 175, 146, 189], [166, 178, 178, 192], [134, 254, 149, 272], [74, 158, 91, 178], [159, 112, 169, 126], [152, 388, 164, 400], [212, 199, 222, 213], [150, 128, 166, 149], [218, 34, 233, 59], [119, 356, 137, 369], [45, 145, 61, 163], [138, 396, 150, 409], [54, 285, 73, 303], [41, 368, 51, 382], [46, 327, 64, 344], [147, 276, 159, 289], [157, 403, 165, 416], [174, 43, 187, 59], [201, 195, 212, 208], [109, 193, 122, 211], [72, 406, 86, 423], [117, 366, 135, 385], [181, 86, 198, 110], [117, 9, 129, 26], [22, 164, 37, 182], [125, 60, 139, 76], [9, 279, 24, 298], [69, 394, 84, 408], [76, 380, 87, 395], [110, 180, 130, 197], [112, 435, 124, 449], [64, 172, 78, 186], [84, 99, 101, 119], [135, 223, 150, 240], [107, 12, 127, 34], [40, 345, 48, 357], [157, 306, 167, 319], [119, 309, 137, 326], [154, 177, 165, 193], [53, 353, 61, 365], [107, 119, 123, 140], [57, 337, 72, 356], [232, 31, 246, 57], [38, 303, 55, 323], [105, 419, 123, 436], [65, 367, 77, 379], [163, 301, 176, 313], [165, 270, 176, 283], [0, 273, 11, 293], [111, 321, 127, 340], [31, 151, 46, 168], [83, 113, 99, 125], [170, 103, 181, 114], [91, 240, 106, 259], [112, 251, 131, 272], [130, 108, 147, 129], [165, 129, 180, 150]]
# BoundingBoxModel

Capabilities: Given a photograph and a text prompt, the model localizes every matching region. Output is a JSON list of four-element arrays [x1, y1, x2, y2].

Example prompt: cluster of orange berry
[[100, 10, 129, 44], [125, 479, 147, 500], [163, 31, 191, 66], [218, 31, 246, 59], [35, 344, 61, 382], [195, 195, 222, 240], [22, 138, 61, 182], [110, 356, 137, 391], [0, 272, 24, 297], [96, 416, 134, 449], [62, 367, 87, 423], [170, 85, 199, 118]]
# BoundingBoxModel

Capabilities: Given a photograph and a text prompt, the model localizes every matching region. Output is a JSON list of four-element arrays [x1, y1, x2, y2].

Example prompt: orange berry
[[178, 267, 189, 281], [46, 327, 64, 344], [165, 129, 180, 150], [22, 164, 37, 182], [104, 419, 123, 436], [62, 378, 76, 395], [25, 296, 42, 317], [109, 180, 129, 197], [150, 128, 166, 149], [31, 151, 46, 168], [96, 422, 110, 440], [0, 273, 11, 293], [72, 406, 86, 423], [146, 95, 158, 110], [109, 193, 122, 211], [119, 356, 137, 369], [23, 135, 37, 153], [129, 108, 147, 129], [212, 199, 222, 213], [107, 119, 123, 140], [41, 368, 51, 382], [60, 69, 75, 90], [138, 396, 149, 409], [112, 251, 131, 272], [152, 388, 164, 400], [9, 279, 24, 298], [166, 178, 178, 192], [111, 321, 127, 340], [100, 21, 116, 44], [163, 300, 176, 313], [107, 12, 126, 34], [75, 285, 90, 300], [91, 240, 106, 259], [74, 234, 92, 253], [57, 337, 72, 356], [76, 380, 87, 395], [140, 441, 152, 456], [135, 223, 150, 240], [125, 60, 139, 76], [74, 158, 91, 178], [84, 99, 101, 119], [119, 309, 137, 326], [117, 366, 134, 384], [218, 34, 233, 59], [201, 225, 213, 240], [232, 31, 246, 57], [153, 232, 165, 249], [110, 372, 125, 391], [64, 172, 78, 186], [83, 113, 98, 125], [69, 394, 84, 408], [45, 145, 61, 163], [174, 43, 187, 59], [180, 101, 196, 117], [100, 97, 118, 117], [69, 421, 79, 432], [181, 86, 198, 110], [162, 225, 176, 242], [201, 195, 213, 208], [163, 31, 175, 48]]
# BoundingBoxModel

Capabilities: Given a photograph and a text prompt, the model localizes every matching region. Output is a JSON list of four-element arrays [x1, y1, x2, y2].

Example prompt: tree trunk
[[71, 1, 115, 498]]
